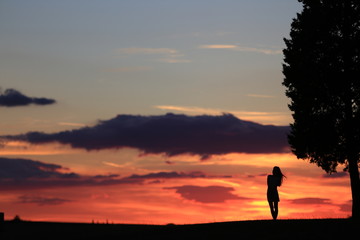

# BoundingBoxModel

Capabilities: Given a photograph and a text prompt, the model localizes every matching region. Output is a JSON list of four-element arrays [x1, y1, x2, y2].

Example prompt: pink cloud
[[289, 197, 332, 205], [165, 185, 250, 203]]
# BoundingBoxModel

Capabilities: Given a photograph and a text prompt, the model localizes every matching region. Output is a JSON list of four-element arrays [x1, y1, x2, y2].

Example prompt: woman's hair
[[273, 166, 286, 186]]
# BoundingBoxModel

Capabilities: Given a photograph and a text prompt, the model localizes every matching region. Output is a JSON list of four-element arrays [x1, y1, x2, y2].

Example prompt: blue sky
[[1, 0, 301, 134]]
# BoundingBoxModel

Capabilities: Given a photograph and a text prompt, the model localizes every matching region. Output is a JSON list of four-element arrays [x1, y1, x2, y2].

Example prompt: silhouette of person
[[267, 166, 286, 220]]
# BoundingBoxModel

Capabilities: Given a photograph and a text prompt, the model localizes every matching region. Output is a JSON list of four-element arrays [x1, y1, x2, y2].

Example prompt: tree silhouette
[[283, 0, 360, 219]]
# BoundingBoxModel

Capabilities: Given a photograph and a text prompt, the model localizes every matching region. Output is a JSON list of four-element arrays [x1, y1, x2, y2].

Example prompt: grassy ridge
[[1, 219, 358, 240]]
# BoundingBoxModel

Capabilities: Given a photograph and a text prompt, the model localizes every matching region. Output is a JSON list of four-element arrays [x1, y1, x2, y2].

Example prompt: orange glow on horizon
[[0, 146, 352, 224]]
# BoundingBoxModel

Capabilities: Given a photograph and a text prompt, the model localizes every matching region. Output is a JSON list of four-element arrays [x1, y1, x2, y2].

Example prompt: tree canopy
[[283, 0, 360, 218]]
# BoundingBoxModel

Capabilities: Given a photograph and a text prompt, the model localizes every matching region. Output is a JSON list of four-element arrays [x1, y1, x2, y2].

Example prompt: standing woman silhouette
[[267, 166, 286, 220]]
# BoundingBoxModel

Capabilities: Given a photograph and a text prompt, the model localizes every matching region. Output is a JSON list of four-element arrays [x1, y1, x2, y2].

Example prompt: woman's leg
[[268, 201, 275, 219], [273, 201, 278, 220]]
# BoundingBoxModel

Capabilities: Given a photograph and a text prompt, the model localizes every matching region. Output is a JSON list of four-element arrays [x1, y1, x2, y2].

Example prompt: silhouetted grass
[[1, 218, 358, 240]]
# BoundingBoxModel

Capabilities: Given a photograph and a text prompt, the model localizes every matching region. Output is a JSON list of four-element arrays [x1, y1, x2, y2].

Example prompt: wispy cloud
[[102, 161, 124, 168], [155, 105, 219, 115], [58, 122, 87, 127], [168, 31, 236, 39], [155, 105, 290, 125], [117, 47, 191, 63], [157, 58, 192, 63], [0, 140, 75, 156], [235, 46, 282, 55], [103, 66, 152, 73], [117, 47, 178, 55], [17, 194, 72, 206], [199, 44, 238, 49], [246, 94, 276, 99], [199, 44, 282, 55], [289, 197, 332, 205]]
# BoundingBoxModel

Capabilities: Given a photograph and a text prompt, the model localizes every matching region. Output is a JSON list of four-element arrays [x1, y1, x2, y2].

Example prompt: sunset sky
[[0, 0, 352, 224]]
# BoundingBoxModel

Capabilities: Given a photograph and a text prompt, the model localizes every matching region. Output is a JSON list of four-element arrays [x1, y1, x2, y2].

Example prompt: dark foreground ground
[[1, 218, 358, 240]]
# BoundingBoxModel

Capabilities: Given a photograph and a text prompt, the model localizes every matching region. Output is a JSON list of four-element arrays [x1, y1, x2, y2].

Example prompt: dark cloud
[[17, 195, 72, 206], [0, 157, 137, 190], [322, 172, 348, 178], [289, 197, 332, 205], [4, 113, 290, 158], [164, 185, 250, 203], [338, 200, 352, 212], [247, 173, 268, 178], [0, 157, 79, 180], [0, 157, 217, 190], [0, 88, 56, 107]]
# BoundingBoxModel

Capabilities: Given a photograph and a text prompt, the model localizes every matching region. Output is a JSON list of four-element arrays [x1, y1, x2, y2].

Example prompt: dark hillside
[[1, 219, 358, 240]]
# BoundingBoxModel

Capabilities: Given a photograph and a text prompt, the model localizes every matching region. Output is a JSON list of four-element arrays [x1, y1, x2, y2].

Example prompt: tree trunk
[[342, 0, 360, 220], [348, 155, 360, 219]]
